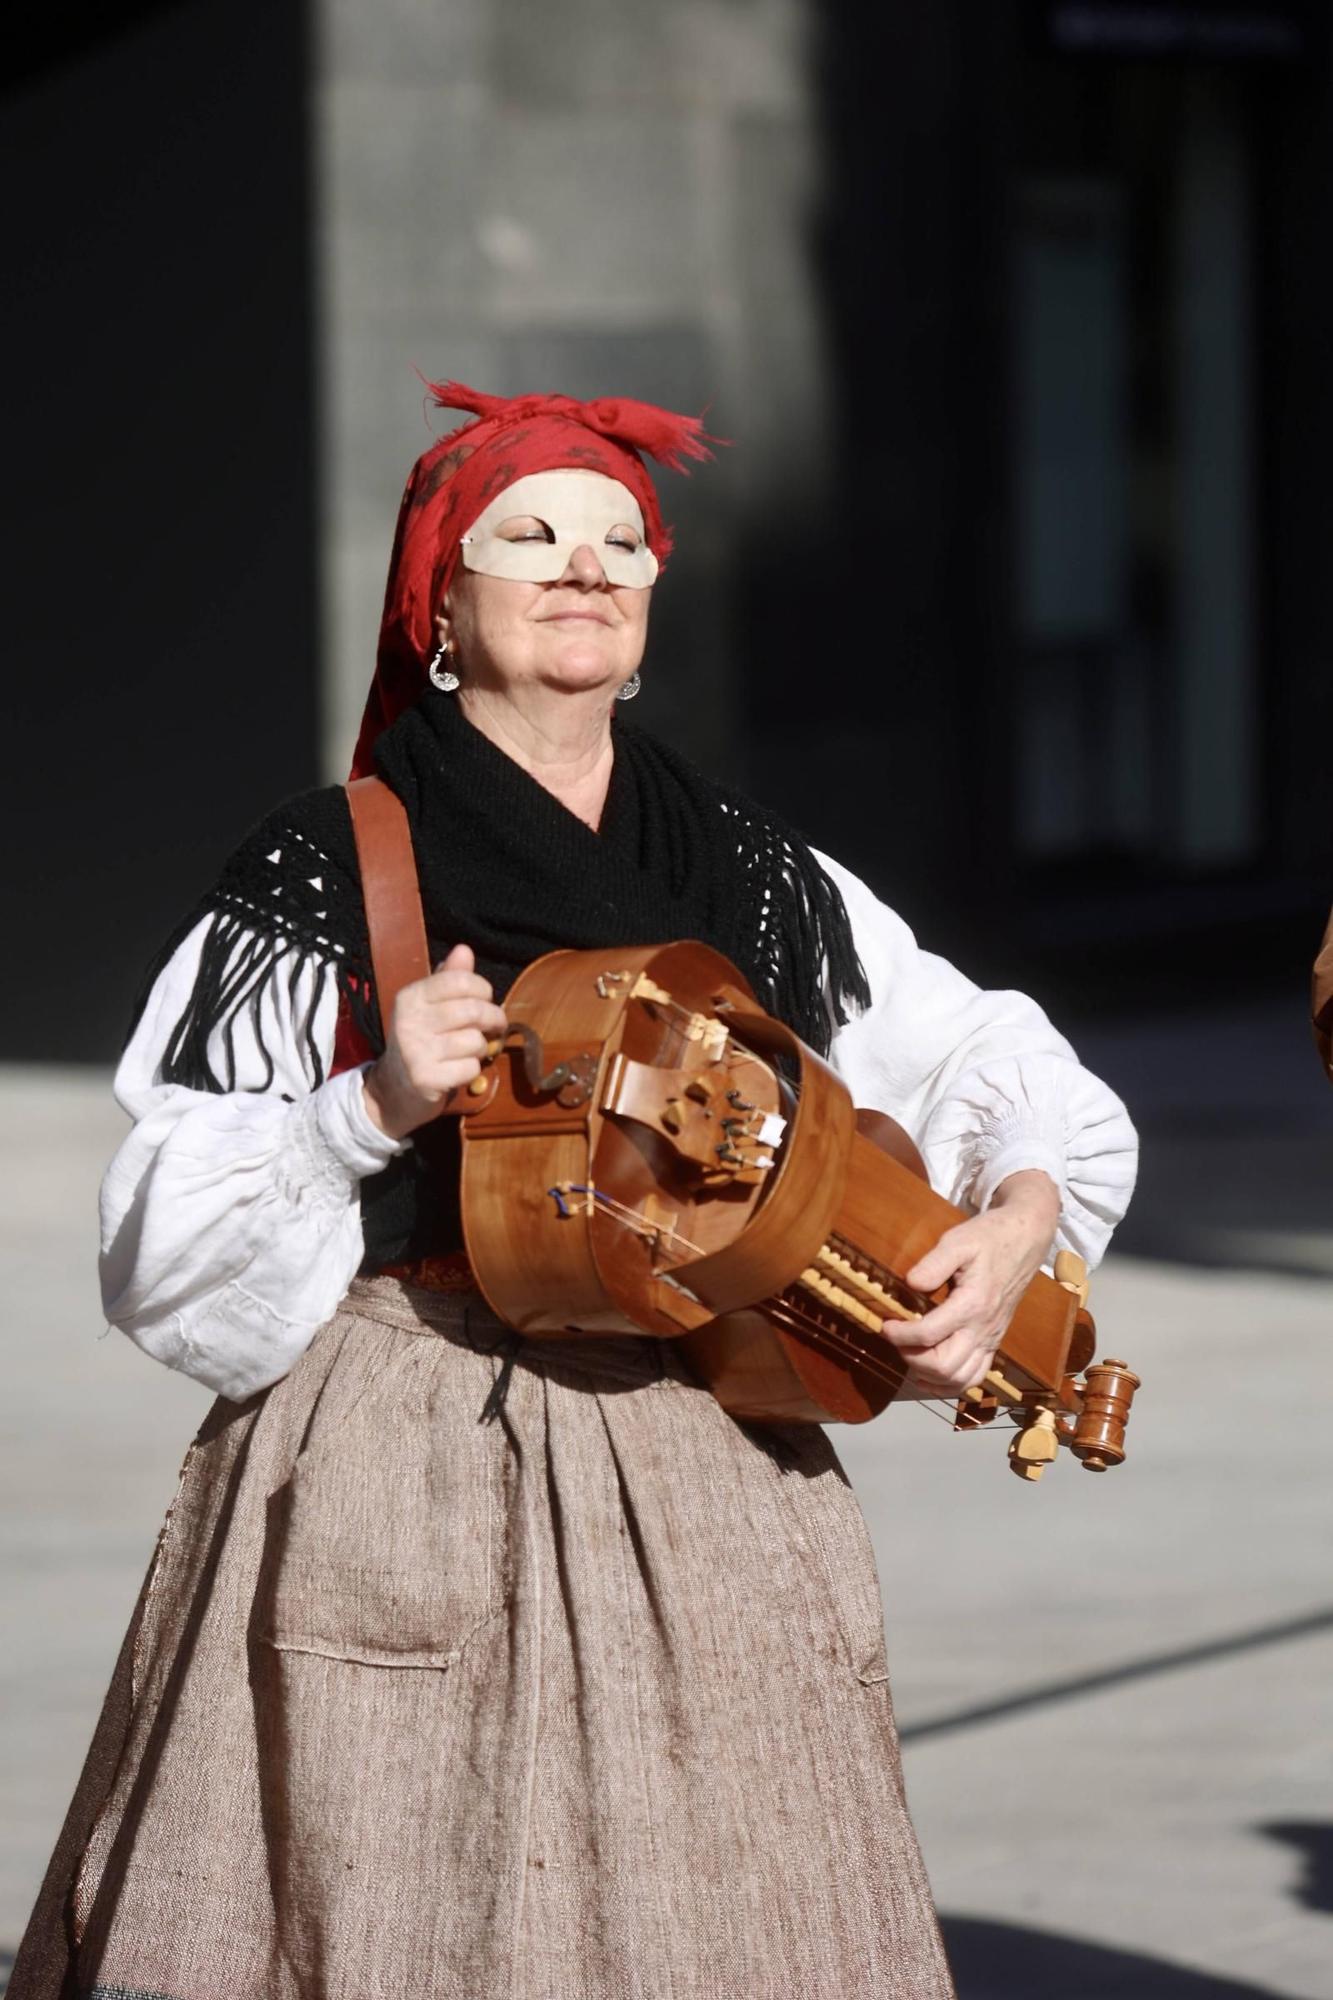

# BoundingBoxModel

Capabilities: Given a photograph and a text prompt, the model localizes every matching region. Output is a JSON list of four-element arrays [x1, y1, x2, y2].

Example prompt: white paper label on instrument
[[757, 1111, 787, 1148], [460, 471, 659, 588]]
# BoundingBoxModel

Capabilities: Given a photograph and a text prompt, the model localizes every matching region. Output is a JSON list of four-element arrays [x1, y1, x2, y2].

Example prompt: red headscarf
[[350, 380, 718, 778]]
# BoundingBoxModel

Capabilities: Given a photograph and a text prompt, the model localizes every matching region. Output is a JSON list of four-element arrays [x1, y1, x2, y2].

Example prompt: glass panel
[[1015, 180, 1127, 645]]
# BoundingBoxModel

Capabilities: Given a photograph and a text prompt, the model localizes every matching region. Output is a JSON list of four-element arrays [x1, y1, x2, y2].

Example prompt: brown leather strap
[[346, 777, 431, 1028]]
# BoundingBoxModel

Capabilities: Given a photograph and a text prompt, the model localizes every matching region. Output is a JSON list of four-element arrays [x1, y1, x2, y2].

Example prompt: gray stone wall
[[313, 0, 831, 781]]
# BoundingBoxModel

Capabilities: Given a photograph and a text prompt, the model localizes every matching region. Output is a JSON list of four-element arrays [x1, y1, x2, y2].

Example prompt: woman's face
[[439, 471, 652, 701]]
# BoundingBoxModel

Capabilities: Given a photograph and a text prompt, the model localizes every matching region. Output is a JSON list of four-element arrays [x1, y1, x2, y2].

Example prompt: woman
[[11, 384, 1137, 2000]]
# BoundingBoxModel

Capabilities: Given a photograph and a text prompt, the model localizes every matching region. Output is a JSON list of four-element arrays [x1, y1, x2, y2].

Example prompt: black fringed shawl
[[140, 691, 870, 1265]]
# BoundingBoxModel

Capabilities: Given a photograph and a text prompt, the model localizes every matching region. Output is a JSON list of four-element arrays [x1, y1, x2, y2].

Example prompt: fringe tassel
[[478, 1334, 522, 1425], [149, 909, 380, 1096]]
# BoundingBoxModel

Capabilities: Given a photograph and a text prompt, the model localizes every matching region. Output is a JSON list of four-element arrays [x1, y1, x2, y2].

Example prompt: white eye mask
[[459, 470, 659, 589]]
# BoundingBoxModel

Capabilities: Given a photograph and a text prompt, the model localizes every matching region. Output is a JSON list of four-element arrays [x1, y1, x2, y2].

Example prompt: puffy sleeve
[[814, 851, 1138, 1270], [99, 918, 408, 1402]]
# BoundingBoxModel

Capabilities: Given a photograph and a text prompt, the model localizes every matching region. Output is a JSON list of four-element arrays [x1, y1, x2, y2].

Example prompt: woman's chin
[[539, 649, 625, 694]]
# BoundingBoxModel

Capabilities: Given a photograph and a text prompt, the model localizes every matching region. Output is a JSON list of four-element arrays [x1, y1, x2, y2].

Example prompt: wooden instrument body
[[460, 942, 1099, 1435], [341, 779, 1135, 1472], [461, 941, 844, 1335], [460, 941, 747, 1338], [680, 1118, 1093, 1426]]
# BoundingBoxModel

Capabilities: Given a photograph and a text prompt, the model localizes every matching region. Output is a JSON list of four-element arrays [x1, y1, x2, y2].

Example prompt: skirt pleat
[[8, 1276, 955, 2000]]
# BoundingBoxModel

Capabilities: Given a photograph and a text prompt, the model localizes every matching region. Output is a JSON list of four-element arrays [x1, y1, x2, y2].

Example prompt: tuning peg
[[1008, 1407, 1060, 1483], [1054, 1250, 1090, 1305]]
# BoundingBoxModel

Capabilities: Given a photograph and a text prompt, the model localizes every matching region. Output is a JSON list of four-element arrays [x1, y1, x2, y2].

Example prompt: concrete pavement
[[2, 1043, 1331, 1997]]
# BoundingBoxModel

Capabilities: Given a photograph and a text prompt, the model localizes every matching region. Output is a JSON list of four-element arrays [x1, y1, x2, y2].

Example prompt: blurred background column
[[312, 0, 835, 784], [1173, 72, 1257, 867]]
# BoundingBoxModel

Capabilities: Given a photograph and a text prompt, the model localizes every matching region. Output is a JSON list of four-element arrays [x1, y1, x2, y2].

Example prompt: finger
[[905, 1228, 976, 1294], [887, 1286, 985, 1353], [905, 1330, 994, 1395], [426, 1026, 492, 1063], [407, 1050, 486, 1099], [904, 1362, 980, 1400], [419, 997, 508, 1036], [420, 967, 497, 1004], [927, 1327, 994, 1383], [888, 1328, 980, 1376], [394, 993, 494, 1046], [433, 1052, 485, 1088], [405, 988, 501, 1032], [436, 942, 475, 975], [401, 1026, 506, 1084]]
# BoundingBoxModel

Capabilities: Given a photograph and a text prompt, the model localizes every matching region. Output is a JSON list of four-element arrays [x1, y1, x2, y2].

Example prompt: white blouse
[[100, 848, 1138, 1402]]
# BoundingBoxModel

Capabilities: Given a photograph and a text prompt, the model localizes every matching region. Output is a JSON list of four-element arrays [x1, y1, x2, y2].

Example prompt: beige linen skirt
[[11, 1275, 955, 2000]]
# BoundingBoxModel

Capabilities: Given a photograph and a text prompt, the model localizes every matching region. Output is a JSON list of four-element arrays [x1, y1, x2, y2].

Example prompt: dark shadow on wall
[[1259, 1821, 1333, 1919], [941, 1915, 1293, 1998], [1, 0, 318, 1063]]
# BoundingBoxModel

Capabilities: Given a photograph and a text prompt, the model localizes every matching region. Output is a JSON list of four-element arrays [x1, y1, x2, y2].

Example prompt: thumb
[[436, 941, 475, 974]]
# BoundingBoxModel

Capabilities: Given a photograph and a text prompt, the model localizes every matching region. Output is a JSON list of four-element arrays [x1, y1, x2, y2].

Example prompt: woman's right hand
[[362, 942, 508, 1141]]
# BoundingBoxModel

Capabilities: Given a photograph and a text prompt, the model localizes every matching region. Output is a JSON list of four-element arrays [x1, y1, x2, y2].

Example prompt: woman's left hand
[[887, 1169, 1062, 1398]]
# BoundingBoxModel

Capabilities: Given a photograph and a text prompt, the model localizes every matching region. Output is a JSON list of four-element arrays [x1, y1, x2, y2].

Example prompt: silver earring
[[428, 642, 459, 694], [616, 671, 641, 702]]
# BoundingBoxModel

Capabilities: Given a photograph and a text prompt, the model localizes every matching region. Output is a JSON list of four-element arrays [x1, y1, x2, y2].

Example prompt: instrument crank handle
[[449, 1021, 598, 1115]]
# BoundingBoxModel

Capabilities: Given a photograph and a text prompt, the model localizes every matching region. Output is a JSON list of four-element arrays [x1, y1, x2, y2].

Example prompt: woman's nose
[[559, 543, 609, 587]]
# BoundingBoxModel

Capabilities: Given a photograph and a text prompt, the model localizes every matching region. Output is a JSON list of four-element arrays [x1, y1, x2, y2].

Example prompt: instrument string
[[649, 995, 793, 1114], [632, 996, 964, 1349], [567, 1191, 1040, 1439], [584, 1186, 710, 1261], [563, 1190, 909, 1393], [761, 1294, 1017, 1436], [742, 1284, 1055, 1440]]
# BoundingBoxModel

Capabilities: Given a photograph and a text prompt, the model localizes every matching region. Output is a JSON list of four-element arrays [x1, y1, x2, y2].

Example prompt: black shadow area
[[942, 1914, 1294, 1999], [1260, 1821, 1333, 1918], [1, 0, 318, 1062]]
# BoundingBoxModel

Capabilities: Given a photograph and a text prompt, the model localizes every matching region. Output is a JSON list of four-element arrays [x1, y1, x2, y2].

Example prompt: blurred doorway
[[1012, 68, 1258, 880], [813, 2, 1333, 1001]]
